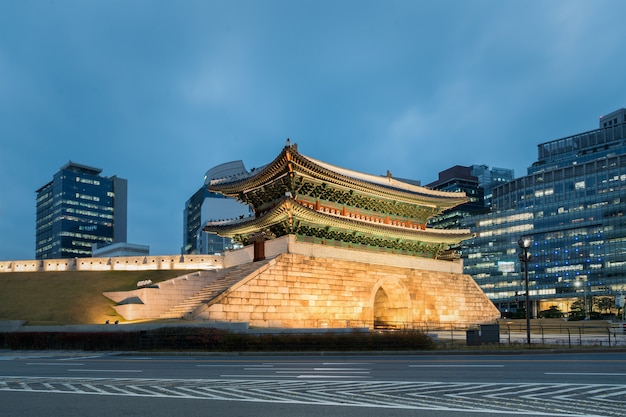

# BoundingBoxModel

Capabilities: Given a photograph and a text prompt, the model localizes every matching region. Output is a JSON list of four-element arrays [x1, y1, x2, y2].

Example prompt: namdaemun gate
[[106, 142, 499, 328]]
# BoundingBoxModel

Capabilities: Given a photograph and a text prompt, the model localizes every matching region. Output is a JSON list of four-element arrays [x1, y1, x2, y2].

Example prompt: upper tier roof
[[208, 143, 468, 209]]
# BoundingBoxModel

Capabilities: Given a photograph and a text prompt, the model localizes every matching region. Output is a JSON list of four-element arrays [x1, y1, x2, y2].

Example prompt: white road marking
[[276, 368, 369, 374], [0, 376, 621, 416], [27, 362, 84, 366], [67, 369, 143, 373], [410, 365, 504, 367], [197, 364, 272, 368], [546, 372, 626, 376], [220, 374, 297, 378], [296, 375, 370, 379]]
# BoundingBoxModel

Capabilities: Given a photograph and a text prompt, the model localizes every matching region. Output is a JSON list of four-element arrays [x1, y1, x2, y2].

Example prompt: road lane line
[[27, 363, 84, 366], [59, 355, 110, 361], [220, 374, 298, 378], [67, 369, 143, 373], [197, 364, 273, 368], [546, 372, 626, 376], [275, 370, 369, 374], [410, 365, 504, 367], [296, 375, 370, 379]]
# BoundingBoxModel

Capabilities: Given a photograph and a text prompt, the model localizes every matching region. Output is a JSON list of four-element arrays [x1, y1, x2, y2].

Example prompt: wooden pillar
[[250, 231, 273, 262], [253, 239, 265, 262]]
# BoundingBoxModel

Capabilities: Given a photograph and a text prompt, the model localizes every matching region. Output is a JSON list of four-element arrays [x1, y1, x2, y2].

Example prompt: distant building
[[35, 162, 127, 259], [92, 242, 149, 258], [426, 165, 513, 230], [182, 161, 252, 255], [470, 165, 515, 208], [462, 108, 626, 317]]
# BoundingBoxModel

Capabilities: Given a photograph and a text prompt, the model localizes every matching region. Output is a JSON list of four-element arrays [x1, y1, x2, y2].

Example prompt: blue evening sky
[[1, 0, 625, 260]]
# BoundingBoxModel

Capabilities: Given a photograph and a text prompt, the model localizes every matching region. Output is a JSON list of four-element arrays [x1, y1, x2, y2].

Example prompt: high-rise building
[[470, 165, 515, 208], [426, 166, 485, 230], [462, 108, 626, 317], [35, 162, 127, 259], [182, 161, 252, 255], [426, 165, 513, 230]]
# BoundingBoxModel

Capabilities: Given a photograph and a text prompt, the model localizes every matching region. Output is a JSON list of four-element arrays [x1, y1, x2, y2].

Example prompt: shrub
[[0, 327, 435, 351]]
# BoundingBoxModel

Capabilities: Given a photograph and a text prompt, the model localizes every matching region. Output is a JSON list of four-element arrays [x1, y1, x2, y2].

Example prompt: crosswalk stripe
[[0, 376, 624, 416]]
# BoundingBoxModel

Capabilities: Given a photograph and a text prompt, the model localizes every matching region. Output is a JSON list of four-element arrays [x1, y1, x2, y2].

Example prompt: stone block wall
[[0, 254, 224, 273], [196, 252, 500, 328], [104, 271, 218, 321]]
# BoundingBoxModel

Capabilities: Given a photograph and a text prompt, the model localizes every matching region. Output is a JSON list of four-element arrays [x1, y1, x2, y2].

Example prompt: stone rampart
[[104, 270, 221, 321], [196, 251, 499, 328], [0, 254, 224, 273]]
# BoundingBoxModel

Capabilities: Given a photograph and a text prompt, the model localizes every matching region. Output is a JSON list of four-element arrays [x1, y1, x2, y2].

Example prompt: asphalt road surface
[[1, 350, 625, 417]]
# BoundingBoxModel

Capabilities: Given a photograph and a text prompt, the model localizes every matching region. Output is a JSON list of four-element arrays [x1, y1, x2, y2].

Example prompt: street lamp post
[[518, 237, 532, 346]]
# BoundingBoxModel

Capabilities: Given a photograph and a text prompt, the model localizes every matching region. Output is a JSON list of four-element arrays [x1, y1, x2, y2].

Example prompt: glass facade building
[[182, 161, 252, 255], [427, 165, 513, 230], [35, 162, 127, 259], [462, 108, 626, 316]]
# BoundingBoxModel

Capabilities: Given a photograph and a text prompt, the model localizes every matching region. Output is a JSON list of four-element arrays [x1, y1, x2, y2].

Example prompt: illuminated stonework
[[104, 143, 500, 328], [193, 236, 501, 327], [105, 235, 500, 327]]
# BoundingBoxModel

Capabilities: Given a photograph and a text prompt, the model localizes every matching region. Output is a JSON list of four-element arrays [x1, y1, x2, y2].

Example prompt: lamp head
[[518, 237, 531, 249]]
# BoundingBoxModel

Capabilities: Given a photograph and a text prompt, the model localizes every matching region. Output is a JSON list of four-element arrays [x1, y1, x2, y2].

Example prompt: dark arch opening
[[373, 284, 410, 329]]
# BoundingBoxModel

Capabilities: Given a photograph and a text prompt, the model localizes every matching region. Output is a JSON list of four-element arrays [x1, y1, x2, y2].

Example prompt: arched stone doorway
[[371, 279, 412, 329]]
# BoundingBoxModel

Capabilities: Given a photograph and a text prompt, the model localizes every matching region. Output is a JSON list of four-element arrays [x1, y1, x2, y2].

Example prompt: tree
[[593, 296, 614, 315], [569, 299, 586, 320], [539, 305, 564, 318]]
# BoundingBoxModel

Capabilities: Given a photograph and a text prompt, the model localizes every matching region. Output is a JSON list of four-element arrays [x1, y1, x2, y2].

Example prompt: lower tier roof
[[204, 198, 472, 258]]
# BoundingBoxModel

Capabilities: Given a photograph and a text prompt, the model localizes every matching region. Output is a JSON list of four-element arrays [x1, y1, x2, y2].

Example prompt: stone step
[[159, 260, 269, 319]]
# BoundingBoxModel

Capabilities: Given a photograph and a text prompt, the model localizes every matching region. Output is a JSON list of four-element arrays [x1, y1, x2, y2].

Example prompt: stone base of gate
[[195, 237, 500, 328]]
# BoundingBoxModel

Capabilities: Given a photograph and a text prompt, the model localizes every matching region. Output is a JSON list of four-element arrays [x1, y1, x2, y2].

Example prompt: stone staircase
[[159, 260, 270, 319]]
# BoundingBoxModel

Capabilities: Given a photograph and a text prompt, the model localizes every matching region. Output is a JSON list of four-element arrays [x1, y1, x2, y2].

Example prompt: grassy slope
[[0, 270, 190, 325]]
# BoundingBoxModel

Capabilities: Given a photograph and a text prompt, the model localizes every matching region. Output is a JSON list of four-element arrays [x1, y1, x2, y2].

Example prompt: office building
[[182, 161, 251, 255], [427, 165, 513, 230], [35, 162, 127, 259], [91, 242, 149, 258], [471, 165, 515, 208], [462, 108, 626, 316]]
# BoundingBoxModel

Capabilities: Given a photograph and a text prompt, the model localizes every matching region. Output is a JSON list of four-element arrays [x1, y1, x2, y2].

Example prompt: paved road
[[1, 351, 625, 416]]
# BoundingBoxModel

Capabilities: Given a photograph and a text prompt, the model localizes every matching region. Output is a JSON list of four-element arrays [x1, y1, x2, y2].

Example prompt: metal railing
[[499, 320, 626, 348]]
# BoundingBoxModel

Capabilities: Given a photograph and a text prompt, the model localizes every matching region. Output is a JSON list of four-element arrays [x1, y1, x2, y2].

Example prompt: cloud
[[2, 0, 626, 260]]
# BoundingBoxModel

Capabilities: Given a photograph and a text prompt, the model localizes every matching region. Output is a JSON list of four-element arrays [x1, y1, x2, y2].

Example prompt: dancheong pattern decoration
[[204, 142, 472, 259]]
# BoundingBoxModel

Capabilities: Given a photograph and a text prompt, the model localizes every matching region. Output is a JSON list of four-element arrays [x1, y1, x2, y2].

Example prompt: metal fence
[[498, 321, 626, 348], [424, 320, 626, 349], [3, 319, 625, 351]]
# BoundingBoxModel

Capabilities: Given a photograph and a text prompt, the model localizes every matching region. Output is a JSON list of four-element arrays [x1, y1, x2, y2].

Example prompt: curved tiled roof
[[204, 197, 472, 245], [208, 144, 468, 208]]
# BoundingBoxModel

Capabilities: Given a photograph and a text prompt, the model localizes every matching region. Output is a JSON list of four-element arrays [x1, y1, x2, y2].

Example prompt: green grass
[[0, 270, 190, 325]]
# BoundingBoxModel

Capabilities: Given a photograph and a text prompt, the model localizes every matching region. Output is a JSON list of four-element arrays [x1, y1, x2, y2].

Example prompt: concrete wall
[[223, 234, 464, 274]]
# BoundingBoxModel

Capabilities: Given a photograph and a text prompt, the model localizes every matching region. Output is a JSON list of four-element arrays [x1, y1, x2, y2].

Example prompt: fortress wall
[[0, 255, 224, 273], [1, 260, 43, 272], [1, 235, 459, 275], [198, 252, 499, 328], [104, 271, 218, 321]]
